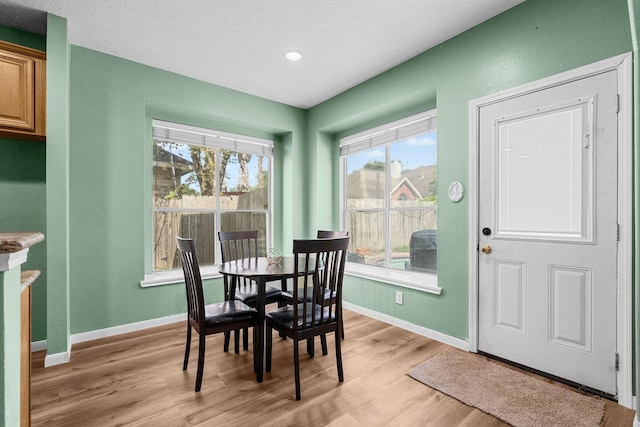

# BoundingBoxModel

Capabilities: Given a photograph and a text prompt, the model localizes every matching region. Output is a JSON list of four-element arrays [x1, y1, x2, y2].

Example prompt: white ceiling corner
[[0, 0, 523, 109]]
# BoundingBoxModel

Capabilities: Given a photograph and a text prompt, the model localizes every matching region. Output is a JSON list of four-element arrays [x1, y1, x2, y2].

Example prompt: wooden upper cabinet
[[0, 40, 46, 141]]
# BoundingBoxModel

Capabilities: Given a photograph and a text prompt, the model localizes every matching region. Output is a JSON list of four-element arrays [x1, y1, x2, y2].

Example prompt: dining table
[[218, 255, 317, 382]]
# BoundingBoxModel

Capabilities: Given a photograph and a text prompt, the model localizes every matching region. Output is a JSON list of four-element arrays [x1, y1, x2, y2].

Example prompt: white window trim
[[152, 120, 274, 155], [340, 110, 437, 154], [340, 109, 440, 294], [141, 266, 222, 287], [345, 263, 441, 295]]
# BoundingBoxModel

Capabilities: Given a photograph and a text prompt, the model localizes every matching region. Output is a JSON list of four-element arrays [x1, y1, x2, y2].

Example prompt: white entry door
[[477, 70, 618, 395]]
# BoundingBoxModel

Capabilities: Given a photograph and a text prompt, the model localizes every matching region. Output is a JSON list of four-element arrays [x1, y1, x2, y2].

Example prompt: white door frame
[[468, 53, 632, 408]]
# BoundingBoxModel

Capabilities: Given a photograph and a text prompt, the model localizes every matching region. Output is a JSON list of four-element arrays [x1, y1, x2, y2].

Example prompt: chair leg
[[243, 326, 249, 351], [266, 324, 273, 372], [320, 334, 328, 356], [196, 333, 206, 392], [294, 340, 301, 400], [340, 315, 345, 340], [183, 323, 192, 370], [335, 329, 344, 383], [234, 329, 240, 354], [307, 338, 314, 358], [253, 324, 259, 374], [223, 331, 230, 352]]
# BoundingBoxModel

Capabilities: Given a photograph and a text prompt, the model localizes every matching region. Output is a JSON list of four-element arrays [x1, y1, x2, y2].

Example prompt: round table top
[[218, 256, 319, 279]]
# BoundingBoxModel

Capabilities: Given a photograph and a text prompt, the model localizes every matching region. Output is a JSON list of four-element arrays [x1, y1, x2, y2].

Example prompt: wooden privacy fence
[[347, 200, 437, 254], [153, 188, 268, 271], [154, 191, 435, 271]]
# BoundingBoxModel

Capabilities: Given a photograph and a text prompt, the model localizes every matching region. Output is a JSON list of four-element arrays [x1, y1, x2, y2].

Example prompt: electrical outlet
[[395, 291, 403, 305]]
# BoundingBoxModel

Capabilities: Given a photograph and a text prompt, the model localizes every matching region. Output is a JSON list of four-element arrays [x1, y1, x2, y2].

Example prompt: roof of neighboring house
[[390, 177, 423, 199], [347, 165, 436, 199], [153, 145, 193, 176]]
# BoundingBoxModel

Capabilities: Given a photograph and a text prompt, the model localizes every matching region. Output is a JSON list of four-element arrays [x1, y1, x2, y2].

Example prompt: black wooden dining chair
[[282, 230, 349, 347], [177, 237, 257, 392], [265, 236, 349, 400], [317, 230, 348, 340], [218, 230, 285, 350]]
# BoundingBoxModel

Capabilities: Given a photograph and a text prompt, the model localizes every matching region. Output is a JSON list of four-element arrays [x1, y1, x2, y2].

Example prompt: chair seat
[[235, 283, 283, 305], [282, 287, 336, 303], [266, 303, 336, 329], [204, 301, 256, 327]]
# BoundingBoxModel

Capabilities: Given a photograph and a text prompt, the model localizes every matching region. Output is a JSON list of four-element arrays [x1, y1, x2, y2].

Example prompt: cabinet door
[[0, 49, 35, 132]]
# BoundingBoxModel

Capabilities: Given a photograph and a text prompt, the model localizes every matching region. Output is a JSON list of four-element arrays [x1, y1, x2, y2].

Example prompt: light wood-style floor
[[31, 309, 635, 426]]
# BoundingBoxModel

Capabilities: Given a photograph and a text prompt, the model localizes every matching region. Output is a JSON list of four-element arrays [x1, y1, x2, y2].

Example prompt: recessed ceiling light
[[286, 51, 303, 61]]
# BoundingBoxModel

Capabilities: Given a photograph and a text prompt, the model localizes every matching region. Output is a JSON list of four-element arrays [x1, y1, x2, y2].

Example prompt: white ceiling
[[0, 0, 522, 109]]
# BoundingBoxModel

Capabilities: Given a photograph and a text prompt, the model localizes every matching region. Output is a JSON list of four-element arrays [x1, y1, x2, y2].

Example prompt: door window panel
[[495, 100, 593, 241]]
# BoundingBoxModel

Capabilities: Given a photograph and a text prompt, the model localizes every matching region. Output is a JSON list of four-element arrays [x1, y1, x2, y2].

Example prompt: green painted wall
[[64, 46, 305, 335], [307, 0, 632, 339], [0, 139, 47, 340], [0, 25, 47, 342], [0, 24, 45, 51], [0, 0, 633, 354]]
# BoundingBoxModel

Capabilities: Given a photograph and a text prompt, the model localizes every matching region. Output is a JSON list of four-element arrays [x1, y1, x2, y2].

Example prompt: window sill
[[345, 262, 441, 295], [141, 264, 441, 295], [140, 266, 221, 287]]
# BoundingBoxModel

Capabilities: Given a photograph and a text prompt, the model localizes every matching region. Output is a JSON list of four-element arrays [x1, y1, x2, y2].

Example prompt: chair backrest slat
[[218, 231, 260, 293], [218, 230, 259, 262], [292, 236, 349, 332], [177, 237, 206, 328]]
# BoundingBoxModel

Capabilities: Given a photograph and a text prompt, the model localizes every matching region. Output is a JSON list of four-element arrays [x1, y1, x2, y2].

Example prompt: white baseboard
[[634, 415, 640, 427], [44, 341, 71, 367], [31, 340, 46, 352], [70, 313, 186, 345], [342, 302, 470, 351], [36, 313, 187, 365]]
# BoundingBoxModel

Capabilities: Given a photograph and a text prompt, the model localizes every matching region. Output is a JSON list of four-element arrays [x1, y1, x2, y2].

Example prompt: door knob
[[481, 245, 492, 254]]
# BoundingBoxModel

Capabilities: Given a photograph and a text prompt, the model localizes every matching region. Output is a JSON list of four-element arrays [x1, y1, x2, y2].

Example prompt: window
[[340, 110, 438, 292], [152, 120, 272, 272]]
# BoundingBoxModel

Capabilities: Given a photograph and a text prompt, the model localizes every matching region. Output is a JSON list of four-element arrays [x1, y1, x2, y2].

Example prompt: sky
[[346, 130, 437, 174]]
